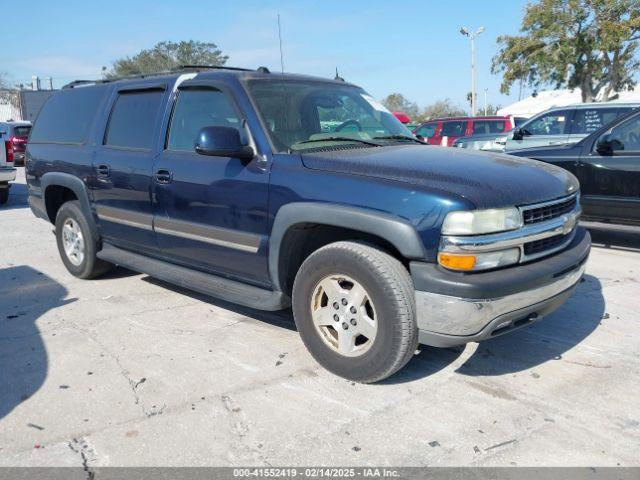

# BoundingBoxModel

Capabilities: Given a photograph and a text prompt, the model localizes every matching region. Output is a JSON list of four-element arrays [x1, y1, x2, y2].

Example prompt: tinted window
[[29, 87, 106, 144], [105, 90, 164, 149], [441, 121, 467, 137], [608, 115, 640, 151], [472, 120, 505, 134], [13, 126, 31, 137], [167, 88, 242, 151], [523, 110, 572, 136], [572, 107, 632, 135], [416, 123, 437, 138]]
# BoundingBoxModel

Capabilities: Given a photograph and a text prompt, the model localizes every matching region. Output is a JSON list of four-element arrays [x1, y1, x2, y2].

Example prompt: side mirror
[[195, 126, 254, 160], [512, 127, 524, 141], [415, 134, 425, 142], [595, 133, 623, 155]]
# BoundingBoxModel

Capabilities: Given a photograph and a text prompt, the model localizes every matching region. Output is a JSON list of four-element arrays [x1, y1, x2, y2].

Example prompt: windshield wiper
[[372, 134, 425, 144], [295, 136, 381, 147]]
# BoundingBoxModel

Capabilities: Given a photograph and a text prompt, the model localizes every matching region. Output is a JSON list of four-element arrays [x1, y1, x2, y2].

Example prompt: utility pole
[[484, 88, 488, 116], [460, 26, 484, 116]]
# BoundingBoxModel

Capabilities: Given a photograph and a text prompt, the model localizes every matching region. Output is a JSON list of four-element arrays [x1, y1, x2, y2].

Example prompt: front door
[[507, 109, 574, 151], [153, 84, 270, 286], [91, 86, 168, 254], [578, 114, 640, 223]]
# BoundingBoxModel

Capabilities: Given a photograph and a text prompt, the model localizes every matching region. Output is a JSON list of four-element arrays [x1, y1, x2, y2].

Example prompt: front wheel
[[0, 187, 8, 205], [292, 241, 418, 383]]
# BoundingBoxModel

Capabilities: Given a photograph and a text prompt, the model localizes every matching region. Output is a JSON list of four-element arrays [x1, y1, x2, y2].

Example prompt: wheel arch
[[269, 202, 425, 295], [41, 172, 98, 239]]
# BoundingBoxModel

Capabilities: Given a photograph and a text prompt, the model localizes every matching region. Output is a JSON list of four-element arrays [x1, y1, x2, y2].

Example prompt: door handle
[[155, 169, 172, 184], [96, 164, 110, 177]]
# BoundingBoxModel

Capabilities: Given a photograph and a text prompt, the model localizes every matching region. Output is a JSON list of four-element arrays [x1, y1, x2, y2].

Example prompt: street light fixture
[[460, 26, 484, 117]]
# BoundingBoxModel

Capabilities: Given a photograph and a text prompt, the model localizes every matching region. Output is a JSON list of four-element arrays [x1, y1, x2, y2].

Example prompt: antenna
[[277, 14, 285, 74]]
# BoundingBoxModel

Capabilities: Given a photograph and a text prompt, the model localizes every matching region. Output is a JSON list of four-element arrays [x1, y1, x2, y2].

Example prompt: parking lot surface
[[1, 169, 639, 467]]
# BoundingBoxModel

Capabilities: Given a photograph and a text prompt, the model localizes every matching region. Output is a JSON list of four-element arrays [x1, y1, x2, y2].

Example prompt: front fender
[[268, 202, 426, 291]]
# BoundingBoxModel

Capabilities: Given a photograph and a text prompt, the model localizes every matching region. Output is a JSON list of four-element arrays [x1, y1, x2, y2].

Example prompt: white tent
[[498, 87, 640, 118]]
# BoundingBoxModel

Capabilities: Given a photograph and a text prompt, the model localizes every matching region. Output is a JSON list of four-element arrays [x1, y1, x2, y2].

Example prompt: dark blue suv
[[26, 66, 591, 382]]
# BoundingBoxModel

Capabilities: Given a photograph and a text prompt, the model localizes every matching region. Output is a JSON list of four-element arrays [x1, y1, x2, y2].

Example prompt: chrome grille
[[523, 234, 569, 256], [522, 195, 577, 225]]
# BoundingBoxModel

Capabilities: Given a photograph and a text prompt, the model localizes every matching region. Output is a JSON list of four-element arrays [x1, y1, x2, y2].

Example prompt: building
[[0, 86, 56, 123], [498, 87, 640, 118]]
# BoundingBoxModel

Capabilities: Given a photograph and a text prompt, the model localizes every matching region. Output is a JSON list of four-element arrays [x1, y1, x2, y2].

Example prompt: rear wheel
[[55, 201, 112, 279], [292, 241, 418, 383], [0, 187, 8, 205]]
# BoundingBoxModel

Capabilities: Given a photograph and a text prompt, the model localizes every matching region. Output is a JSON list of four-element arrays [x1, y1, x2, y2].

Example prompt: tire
[[0, 188, 8, 205], [55, 200, 112, 279], [292, 241, 418, 383]]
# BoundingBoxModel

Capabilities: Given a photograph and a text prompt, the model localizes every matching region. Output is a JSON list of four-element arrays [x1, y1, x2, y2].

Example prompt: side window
[[104, 89, 164, 149], [472, 120, 506, 135], [572, 108, 631, 135], [441, 121, 467, 137], [607, 115, 640, 152], [416, 123, 437, 138], [167, 88, 241, 151], [523, 110, 572, 136]]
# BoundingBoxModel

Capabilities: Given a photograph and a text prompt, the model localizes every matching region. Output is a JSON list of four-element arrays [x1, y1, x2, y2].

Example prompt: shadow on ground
[[456, 274, 604, 376], [3, 180, 28, 211], [142, 271, 604, 383], [0, 266, 73, 420]]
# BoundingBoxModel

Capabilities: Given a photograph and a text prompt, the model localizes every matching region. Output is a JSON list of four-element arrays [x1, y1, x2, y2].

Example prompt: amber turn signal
[[437, 253, 477, 271]]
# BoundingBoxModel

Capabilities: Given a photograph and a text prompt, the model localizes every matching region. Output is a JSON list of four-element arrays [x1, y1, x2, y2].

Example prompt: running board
[[97, 243, 290, 311]]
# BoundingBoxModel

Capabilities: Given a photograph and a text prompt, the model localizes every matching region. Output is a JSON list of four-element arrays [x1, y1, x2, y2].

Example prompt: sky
[[1, 0, 533, 112]]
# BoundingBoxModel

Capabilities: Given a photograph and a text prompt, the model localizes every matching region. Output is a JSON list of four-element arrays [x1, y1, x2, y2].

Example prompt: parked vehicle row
[[25, 66, 589, 383], [412, 115, 517, 146], [509, 108, 640, 226], [453, 103, 638, 152]]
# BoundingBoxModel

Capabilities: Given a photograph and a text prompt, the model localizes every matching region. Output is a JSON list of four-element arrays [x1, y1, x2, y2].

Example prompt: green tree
[[422, 99, 467, 120], [104, 40, 228, 78], [491, 0, 640, 102], [381, 93, 420, 119]]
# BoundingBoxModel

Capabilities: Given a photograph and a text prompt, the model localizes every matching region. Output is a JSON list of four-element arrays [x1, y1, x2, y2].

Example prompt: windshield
[[246, 79, 413, 152]]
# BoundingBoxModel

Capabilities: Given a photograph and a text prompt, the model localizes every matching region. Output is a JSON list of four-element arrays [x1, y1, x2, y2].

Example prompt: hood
[[301, 144, 579, 209]]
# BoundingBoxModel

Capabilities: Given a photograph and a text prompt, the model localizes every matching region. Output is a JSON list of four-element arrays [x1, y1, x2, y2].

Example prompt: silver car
[[504, 103, 638, 152]]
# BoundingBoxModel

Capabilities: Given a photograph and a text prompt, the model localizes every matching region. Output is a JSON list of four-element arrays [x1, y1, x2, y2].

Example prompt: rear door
[[152, 81, 270, 285], [440, 120, 468, 146], [578, 113, 640, 223], [91, 85, 169, 254], [507, 109, 574, 151]]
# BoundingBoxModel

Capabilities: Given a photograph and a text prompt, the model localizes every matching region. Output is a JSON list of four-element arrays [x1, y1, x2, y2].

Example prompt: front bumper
[[0, 166, 17, 184], [412, 227, 591, 347]]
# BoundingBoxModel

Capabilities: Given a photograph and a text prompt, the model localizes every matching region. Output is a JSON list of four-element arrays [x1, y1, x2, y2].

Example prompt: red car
[[1, 121, 32, 166], [413, 116, 514, 146]]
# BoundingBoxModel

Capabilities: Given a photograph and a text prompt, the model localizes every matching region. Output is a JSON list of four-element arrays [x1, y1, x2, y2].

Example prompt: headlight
[[442, 207, 523, 235], [438, 248, 520, 272]]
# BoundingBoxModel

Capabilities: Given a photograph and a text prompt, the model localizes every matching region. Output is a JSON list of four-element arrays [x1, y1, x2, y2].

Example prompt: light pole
[[484, 88, 488, 116], [460, 26, 484, 117]]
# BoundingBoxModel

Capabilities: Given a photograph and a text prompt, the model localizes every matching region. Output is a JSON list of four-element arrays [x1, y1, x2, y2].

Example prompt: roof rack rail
[[62, 80, 99, 89], [62, 65, 259, 89], [173, 64, 253, 72]]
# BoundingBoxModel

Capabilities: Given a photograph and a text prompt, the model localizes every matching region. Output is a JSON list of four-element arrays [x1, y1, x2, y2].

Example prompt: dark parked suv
[[26, 66, 591, 382]]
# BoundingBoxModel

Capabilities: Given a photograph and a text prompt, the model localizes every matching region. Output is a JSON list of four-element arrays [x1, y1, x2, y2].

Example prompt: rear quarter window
[[571, 107, 633, 135], [29, 86, 107, 144], [472, 120, 506, 134], [13, 126, 31, 137]]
